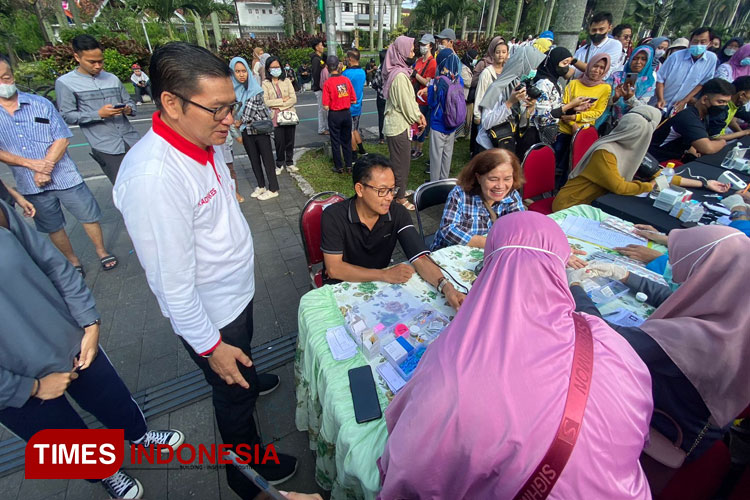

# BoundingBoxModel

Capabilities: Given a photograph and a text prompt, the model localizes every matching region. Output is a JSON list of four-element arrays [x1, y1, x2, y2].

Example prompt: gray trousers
[[90, 148, 128, 185], [429, 129, 456, 182], [315, 90, 328, 133], [386, 129, 411, 201]]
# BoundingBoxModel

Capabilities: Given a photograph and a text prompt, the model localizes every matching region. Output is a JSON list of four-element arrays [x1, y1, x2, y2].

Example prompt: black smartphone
[[586, 97, 598, 103], [113, 103, 126, 109], [625, 72, 638, 84], [348, 366, 382, 424]]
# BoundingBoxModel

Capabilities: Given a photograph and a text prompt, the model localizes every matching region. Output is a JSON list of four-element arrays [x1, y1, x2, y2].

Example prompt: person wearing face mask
[[283, 63, 299, 92], [569, 225, 750, 492], [716, 43, 750, 82], [262, 56, 298, 176], [716, 37, 743, 66], [653, 26, 718, 114], [647, 36, 670, 71], [435, 28, 456, 53], [717, 76, 750, 134], [525, 47, 592, 149], [649, 78, 750, 162], [572, 12, 622, 80], [411, 34, 436, 160]]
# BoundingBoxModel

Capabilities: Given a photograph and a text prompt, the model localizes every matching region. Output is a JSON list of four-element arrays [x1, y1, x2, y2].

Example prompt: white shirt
[[130, 72, 150, 86], [474, 66, 499, 121], [113, 113, 254, 355], [573, 37, 623, 80]]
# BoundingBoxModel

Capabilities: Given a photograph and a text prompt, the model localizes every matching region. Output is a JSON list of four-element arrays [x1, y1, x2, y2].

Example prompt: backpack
[[437, 75, 467, 129]]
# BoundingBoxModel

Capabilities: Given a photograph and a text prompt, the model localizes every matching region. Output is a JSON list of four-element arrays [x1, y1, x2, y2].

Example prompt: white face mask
[[725, 48, 737, 56], [0, 83, 17, 99], [270, 68, 282, 78], [420, 45, 429, 55], [655, 49, 666, 58]]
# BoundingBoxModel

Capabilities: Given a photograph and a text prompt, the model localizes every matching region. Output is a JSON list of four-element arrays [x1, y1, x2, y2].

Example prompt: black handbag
[[250, 119, 274, 135], [487, 121, 517, 151], [635, 152, 662, 181]]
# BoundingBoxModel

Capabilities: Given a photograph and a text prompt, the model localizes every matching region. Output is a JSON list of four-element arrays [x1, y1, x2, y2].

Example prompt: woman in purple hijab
[[378, 211, 653, 499]]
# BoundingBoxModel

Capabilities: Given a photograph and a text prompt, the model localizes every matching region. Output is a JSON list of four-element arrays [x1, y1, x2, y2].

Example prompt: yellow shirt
[[384, 73, 422, 137], [552, 150, 654, 211], [558, 79, 611, 136]]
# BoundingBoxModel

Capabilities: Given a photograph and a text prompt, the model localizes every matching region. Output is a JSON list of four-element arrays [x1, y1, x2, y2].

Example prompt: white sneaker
[[258, 190, 279, 200], [250, 187, 267, 198], [135, 102, 142, 106], [102, 470, 143, 499], [275, 166, 284, 175], [286, 164, 299, 173]]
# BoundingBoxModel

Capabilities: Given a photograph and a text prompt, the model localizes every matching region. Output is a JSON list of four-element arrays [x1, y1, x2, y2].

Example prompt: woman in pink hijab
[[378, 211, 653, 499], [575, 225, 750, 471], [716, 43, 750, 82]]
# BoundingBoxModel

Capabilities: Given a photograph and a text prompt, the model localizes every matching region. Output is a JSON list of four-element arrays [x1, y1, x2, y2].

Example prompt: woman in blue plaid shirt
[[431, 149, 525, 250]]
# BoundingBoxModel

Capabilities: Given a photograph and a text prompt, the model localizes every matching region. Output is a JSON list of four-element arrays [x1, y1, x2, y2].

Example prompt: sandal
[[236, 192, 245, 203], [74, 265, 86, 279], [100, 255, 118, 271], [397, 199, 416, 211]]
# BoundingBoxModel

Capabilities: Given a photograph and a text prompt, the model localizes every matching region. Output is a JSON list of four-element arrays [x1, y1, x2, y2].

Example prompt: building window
[[269, 8, 273, 13], [358, 4, 369, 14], [262, 9, 266, 13], [343, 2, 352, 12], [255, 9, 259, 13], [345, 22, 354, 26]]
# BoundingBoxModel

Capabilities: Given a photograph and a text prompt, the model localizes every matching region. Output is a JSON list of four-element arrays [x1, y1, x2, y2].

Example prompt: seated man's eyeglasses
[[171, 91, 241, 121], [361, 184, 399, 197]]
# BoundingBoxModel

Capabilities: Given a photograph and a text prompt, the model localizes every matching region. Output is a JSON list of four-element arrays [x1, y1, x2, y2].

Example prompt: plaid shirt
[[240, 93, 271, 133], [371, 67, 385, 101], [431, 185, 525, 250]]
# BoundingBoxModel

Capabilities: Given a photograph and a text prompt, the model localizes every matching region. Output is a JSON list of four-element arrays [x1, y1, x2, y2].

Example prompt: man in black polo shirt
[[321, 154, 465, 310], [649, 78, 750, 163]]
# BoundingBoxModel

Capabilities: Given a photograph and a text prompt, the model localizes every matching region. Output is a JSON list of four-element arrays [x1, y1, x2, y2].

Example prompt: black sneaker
[[254, 452, 298, 485], [136, 429, 185, 453], [331, 167, 344, 173], [258, 373, 280, 396], [102, 470, 143, 499]]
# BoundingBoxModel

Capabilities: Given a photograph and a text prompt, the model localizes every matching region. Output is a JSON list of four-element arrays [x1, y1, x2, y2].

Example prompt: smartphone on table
[[348, 365, 382, 424]]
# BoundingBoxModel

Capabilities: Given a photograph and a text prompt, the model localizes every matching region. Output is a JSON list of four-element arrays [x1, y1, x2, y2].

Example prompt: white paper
[[603, 308, 646, 328], [326, 325, 357, 361], [377, 362, 406, 393], [560, 216, 647, 249]]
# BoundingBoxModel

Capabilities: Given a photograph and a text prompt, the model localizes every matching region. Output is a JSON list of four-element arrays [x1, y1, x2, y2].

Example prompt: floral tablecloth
[[294, 205, 666, 499]]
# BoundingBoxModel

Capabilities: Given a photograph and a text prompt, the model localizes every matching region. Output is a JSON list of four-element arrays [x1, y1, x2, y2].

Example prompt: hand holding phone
[[113, 103, 126, 109]]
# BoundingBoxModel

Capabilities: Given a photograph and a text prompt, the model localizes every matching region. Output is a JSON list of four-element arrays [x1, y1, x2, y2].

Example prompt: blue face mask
[[741, 58, 750, 66], [689, 44, 708, 57], [662, 262, 680, 292]]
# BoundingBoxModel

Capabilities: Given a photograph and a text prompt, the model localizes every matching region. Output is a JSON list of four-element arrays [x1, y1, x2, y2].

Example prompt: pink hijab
[[578, 53, 611, 87], [378, 211, 653, 499], [383, 36, 415, 100], [727, 44, 750, 79], [641, 225, 750, 427]]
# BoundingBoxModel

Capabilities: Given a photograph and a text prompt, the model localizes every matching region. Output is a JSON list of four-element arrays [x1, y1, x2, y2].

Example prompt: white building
[[234, 0, 397, 43], [235, 0, 286, 38]]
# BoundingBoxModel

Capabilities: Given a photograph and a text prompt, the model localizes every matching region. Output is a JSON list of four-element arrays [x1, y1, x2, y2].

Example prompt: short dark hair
[[457, 149, 524, 195], [0, 54, 12, 73], [733, 76, 750, 93], [352, 154, 392, 186], [72, 34, 101, 53], [150, 42, 232, 111], [612, 24, 632, 37], [699, 78, 735, 98], [590, 12, 613, 26], [347, 48, 360, 62], [311, 38, 324, 49], [265, 55, 284, 80], [690, 26, 712, 41]]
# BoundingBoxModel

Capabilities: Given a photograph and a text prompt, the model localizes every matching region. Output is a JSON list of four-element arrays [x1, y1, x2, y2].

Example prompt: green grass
[[297, 135, 473, 197]]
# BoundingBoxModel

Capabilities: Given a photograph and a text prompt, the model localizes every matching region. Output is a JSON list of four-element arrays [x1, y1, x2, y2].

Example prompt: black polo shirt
[[649, 106, 710, 163], [320, 197, 429, 269]]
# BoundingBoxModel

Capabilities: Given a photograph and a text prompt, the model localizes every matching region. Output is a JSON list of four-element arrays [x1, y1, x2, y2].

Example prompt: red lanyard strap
[[512, 312, 594, 500]]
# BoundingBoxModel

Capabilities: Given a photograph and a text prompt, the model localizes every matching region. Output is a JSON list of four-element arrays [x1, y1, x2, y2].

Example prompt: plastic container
[[396, 345, 427, 381], [584, 277, 629, 305], [382, 337, 414, 366]]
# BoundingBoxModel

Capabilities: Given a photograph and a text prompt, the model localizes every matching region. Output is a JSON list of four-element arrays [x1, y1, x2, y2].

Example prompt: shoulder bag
[[512, 312, 594, 500], [274, 81, 299, 126]]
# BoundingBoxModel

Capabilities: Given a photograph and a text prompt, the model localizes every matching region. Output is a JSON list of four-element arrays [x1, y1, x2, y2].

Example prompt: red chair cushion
[[528, 197, 555, 215], [523, 145, 556, 199], [571, 127, 599, 168]]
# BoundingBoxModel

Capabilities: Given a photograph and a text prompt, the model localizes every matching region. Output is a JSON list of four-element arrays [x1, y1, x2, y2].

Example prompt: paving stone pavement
[[0, 144, 444, 500]]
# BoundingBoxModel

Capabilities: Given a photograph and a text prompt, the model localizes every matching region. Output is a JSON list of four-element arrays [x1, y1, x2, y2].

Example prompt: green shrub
[[102, 48, 137, 82], [39, 36, 149, 82], [281, 47, 315, 70]]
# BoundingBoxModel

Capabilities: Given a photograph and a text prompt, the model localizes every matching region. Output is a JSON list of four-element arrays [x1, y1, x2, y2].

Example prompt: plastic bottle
[[663, 162, 676, 184], [722, 144, 742, 168]]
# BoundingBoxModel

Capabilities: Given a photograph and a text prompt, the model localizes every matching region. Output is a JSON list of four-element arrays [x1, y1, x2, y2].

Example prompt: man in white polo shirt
[[572, 12, 622, 80], [113, 42, 297, 498]]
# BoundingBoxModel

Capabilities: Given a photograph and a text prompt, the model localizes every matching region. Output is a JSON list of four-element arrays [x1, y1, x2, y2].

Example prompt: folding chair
[[299, 191, 345, 288], [414, 178, 457, 248], [521, 143, 556, 214], [570, 125, 599, 170]]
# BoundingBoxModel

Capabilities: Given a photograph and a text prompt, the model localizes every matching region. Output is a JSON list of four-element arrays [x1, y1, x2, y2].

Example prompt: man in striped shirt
[[0, 55, 117, 276]]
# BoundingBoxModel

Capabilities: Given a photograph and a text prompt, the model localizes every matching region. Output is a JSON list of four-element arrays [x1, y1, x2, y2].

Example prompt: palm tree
[[137, 0, 180, 37], [180, 0, 234, 48]]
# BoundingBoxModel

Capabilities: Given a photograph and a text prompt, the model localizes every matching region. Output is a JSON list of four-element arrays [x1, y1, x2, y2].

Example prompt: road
[[63, 87, 381, 179]]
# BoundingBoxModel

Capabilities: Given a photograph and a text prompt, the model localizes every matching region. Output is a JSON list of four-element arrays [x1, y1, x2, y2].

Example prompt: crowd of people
[[1, 11, 750, 500]]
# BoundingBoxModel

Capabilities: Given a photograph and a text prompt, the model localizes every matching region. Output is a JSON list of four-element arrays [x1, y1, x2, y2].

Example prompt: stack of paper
[[560, 216, 646, 249], [377, 362, 406, 394], [326, 325, 357, 361]]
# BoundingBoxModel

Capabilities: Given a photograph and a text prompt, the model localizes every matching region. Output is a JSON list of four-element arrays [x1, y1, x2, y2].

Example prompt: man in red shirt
[[411, 34, 436, 159], [322, 56, 356, 173]]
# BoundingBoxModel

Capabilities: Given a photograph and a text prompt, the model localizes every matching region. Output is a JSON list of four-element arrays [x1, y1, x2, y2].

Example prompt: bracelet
[[436, 277, 448, 295], [31, 378, 40, 398]]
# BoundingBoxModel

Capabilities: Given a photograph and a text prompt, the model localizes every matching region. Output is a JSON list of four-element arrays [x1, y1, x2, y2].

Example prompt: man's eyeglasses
[[361, 183, 399, 197], [171, 91, 241, 121]]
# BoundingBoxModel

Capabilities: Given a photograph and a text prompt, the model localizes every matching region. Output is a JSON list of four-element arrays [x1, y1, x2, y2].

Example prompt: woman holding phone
[[599, 46, 657, 128]]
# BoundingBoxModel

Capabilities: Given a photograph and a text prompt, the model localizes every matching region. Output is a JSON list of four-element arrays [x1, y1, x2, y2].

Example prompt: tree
[[377, 0, 384, 50], [137, 0, 180, 37], [369, 0, 374, 50], [180, 0, 233, 48], [595, 0, 627, 26], [551, 0, 587, 52]]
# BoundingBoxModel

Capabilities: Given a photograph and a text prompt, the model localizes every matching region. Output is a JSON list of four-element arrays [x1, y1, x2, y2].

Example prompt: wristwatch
[[436, 277, 448, 295], [82, 319, 101, 328]]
